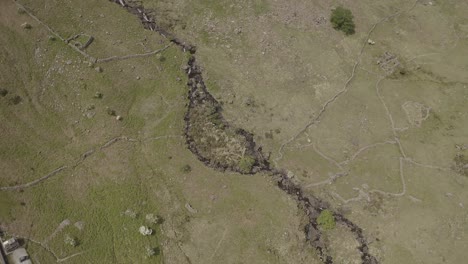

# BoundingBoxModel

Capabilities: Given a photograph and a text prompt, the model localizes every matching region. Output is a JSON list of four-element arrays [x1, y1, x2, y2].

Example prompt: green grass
[[317, 209, 336, 231]]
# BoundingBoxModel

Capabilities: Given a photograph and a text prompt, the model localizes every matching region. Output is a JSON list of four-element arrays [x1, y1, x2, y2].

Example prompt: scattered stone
[[64, 234, 78, 247], [124, 209, 137, 218], [136, 76, 141, 80], [145, 214, 161, 224], [139, 226, 153, 236], [176, 77, 182, 82], [244, 96, 255, 107], [185, 203, 198, 214], [94, 92, 103, 99], [367, 39, 376, 45], [95, 66, 102, 73], [85, 112, 95, 119], [21, 22, 32, 29], [106, 108, 116, 116], [116, 115, 123, 121], [146, 246, 158, 257], [74, 221, 85, 231], [66, 60, 72, 65], [234, 28, 242, 34]]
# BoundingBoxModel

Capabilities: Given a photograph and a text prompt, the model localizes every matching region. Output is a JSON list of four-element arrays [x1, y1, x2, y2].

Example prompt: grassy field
[[1, 0, 467, 263]]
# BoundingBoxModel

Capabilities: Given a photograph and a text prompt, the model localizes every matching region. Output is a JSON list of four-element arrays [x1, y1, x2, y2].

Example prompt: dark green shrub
[[0, 89, 8, 97], [330, 6, 355, 35], [317, 209, 336, 230], [106, 107, 116, 116], [238, 155, 255, 173]]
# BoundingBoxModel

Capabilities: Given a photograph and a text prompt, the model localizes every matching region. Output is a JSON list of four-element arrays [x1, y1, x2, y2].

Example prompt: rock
[[367, 39, 376, 45], [21, 22, 32, 29], [145, 214, 160, 224], [48, 35, 56, 41], [139, 226, 153, 236], [66, 60, 72, 65], [116, 115, 123, 121], [94, 92, 103, 99], [95, 66, 102, 73], [86, 112, 95, 119], [185, 203, 198, 214], [74, 221, 85, 231], [124, 209, 137, 218], [234, 28, 242, 34], [136, 76, 141, 80]]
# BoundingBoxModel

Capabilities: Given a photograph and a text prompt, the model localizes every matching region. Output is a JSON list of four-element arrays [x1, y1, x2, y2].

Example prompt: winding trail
[[274, 0, 421, 165]]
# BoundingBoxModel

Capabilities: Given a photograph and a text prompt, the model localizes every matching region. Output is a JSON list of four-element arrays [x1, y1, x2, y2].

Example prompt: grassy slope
[[140, 0, 468, 263], [0, 0, 320, 263]]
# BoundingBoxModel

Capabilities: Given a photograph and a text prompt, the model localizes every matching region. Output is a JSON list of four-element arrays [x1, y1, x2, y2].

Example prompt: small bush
[[8, 95, 22, 105], [106, 107, 116, 116], [0, 89, 8, 97], [330, 6, 355, 35], [181, 164, 192, 173], [317, 209, 336, 230], [238, 155, 256, 174], [146, 246, 160, 257]]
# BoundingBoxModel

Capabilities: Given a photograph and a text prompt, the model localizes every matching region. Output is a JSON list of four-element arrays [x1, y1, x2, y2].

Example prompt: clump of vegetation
[[145, 246, 159, 258], [0, 89, 8, 97], [156, 54, 166, 62], [8, 95, 22, 105], [317, 209, 336, 230], [145, 214, 162, 224], [181, 164, 192, 173], [453, 153, 468, 176], [330, 6, 355, 35], [106, 107, 116, 116], [64, 234, 79, 247], [238, 155, 256, 174]]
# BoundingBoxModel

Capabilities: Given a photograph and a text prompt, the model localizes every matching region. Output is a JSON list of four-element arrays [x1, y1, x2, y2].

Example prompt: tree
[[330, 6, 356, 35]]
